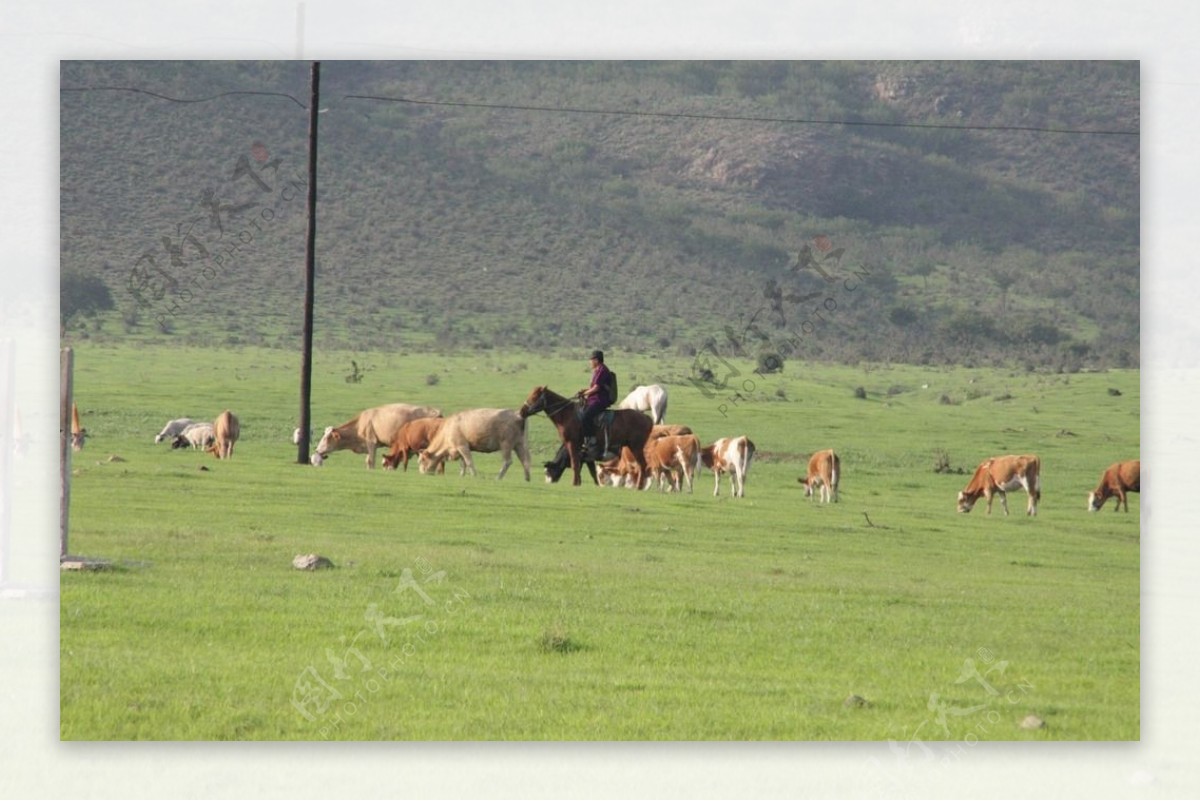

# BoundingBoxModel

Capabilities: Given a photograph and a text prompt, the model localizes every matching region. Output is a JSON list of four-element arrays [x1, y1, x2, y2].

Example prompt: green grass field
[[59, 344, 1139, 740]]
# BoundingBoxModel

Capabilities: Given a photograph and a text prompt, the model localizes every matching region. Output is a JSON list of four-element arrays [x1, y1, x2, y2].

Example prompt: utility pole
[[297, 61, 319, 464]]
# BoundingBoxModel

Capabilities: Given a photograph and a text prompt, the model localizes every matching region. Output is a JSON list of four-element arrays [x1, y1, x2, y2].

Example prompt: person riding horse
[[578, 349, 617, 459]]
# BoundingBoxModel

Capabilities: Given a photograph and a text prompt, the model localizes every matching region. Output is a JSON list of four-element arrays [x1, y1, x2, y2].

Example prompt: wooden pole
[[60, 346, 73, 559], [297, 61, 319, 464]]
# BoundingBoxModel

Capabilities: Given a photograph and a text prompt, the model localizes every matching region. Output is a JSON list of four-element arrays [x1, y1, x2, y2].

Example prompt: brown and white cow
[[700, 436, 756, 498], [70, 403, 88, 452], [208, 410, 240, 460], [314, 403, 442, 469], [643, 434, 702, 492], [799, 449, 840, 503], [381, 417, 447, 472], [957, 454, 1041, 516], [417, 408, 531, 480], [1088, 459, 1140, 512], [596, 446, 641, 489]]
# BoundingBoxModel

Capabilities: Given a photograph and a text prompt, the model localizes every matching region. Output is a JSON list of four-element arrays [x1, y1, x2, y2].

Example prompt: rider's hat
[[589, 349, 604, 362]]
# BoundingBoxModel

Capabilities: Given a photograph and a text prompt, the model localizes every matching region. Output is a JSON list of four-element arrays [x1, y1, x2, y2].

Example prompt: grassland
[[59, 343, 1139, 740]]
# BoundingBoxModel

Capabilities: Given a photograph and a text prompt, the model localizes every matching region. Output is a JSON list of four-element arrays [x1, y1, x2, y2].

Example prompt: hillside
[[59, 61, 1140, 370]]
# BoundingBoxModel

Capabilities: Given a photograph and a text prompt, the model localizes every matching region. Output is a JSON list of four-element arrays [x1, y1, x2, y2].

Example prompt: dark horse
[[519, 385, 652, 487]]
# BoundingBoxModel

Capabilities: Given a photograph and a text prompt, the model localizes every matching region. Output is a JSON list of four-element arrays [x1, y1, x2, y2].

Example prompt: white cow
[[171, 422, 215, 450], [417, 408, 531, 480], [615, 384, 668, 424], [155, 417, 196, 444]]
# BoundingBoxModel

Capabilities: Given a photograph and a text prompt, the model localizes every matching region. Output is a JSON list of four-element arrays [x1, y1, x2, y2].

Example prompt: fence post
[[60, 347, 73, 560]]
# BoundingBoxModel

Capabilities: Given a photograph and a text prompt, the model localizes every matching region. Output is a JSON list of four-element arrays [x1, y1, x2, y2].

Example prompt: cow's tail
[[830, 454, 840, 501]]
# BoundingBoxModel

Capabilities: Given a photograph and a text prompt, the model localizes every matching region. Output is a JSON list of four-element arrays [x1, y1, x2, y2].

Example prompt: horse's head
[[519, 386, 548, 418]]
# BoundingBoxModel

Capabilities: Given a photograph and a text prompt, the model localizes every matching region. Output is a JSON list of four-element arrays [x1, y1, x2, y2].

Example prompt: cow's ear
[[323, 426, 334, 435]]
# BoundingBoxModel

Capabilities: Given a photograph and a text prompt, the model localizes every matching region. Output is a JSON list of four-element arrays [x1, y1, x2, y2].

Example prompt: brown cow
[[70, 403, 88, 452], [1088, 459, 1140, 512], [957, 454, 1041, 516], [596, 446, 641, 489], [647, 424, 693, 441], [799, 449, 840, 503], [314, 403, 442, 469], [644, 434, 702, 492], [381, 417, 447, 472], [700, 436, 756, 498], [208, 410, 240, 460]]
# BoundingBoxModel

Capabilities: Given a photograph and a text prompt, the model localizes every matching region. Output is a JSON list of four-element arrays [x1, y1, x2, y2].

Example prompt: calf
[[643, 434, 702, 492], [700, 436, 756, 498], [1088, 459, 1140, 512], [596, 446, 641, 489], [957, 454, 1041, 516], [799, 449, 840, 503], [382, 417, 446, 472]]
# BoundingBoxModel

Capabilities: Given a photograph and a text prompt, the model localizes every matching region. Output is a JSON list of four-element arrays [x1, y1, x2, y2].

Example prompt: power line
[[343, 93, 1139, 137], [60, 86, 307, 109]]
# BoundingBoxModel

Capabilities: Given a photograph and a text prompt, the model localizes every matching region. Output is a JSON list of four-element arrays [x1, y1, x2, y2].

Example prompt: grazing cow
[[155, 417, 196, 444], [647, 424, 692, 441], [70, 403, 88, 452], [382, 417, 447, 472], [596, 446, 641, 489], [314, 403, 442, 469], [1088, 459, 1140, 512], [799, 449, 840, 503], [615, 384, 669, 424], [700, 436, 756, 498], [644, 434, 702, 492], [172, 422, 215, 450], [207, 410, 240, 459], [418, 408, 531, 480], [957, 454, 1041, 516], [543, 444, 597, 485]]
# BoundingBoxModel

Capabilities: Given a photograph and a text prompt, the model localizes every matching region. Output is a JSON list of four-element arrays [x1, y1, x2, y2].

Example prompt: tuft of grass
[[539, 624, 583, 654]]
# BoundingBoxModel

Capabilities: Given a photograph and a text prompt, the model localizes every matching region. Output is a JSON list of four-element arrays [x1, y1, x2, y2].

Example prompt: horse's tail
[[657, 393, 668, 424]]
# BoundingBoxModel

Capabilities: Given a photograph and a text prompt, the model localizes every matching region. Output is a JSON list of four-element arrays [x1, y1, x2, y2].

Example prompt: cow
[[615, 384, 669, 424], [208, 410, 240, 459], [417, 408, 531, 480], [172, 422, 215, 450], [543, 444, 597, 485], [314, 403, 442, 469], [381, 417, 447, 472], [799, 449, 840, 503], [647, 424, 693, 441], [1088, 459, 1140, 512], [957, 454, 1041, 516], [596, 446, 642, 489], [70, 403, 88, 452], [155, 417, 196, 444], [643, 434, 702, 492], [700, 436, 756, 498]]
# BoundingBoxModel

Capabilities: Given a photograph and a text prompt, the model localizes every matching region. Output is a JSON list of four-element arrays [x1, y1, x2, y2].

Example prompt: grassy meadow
[[59, 343, 1140, 740]]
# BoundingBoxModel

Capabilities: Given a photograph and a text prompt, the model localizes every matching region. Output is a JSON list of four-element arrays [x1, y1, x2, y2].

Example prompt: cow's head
[[417, 450, 443, 475], [313, 426, 338, 459], [381, 450, 402, 471], [1087, 491, 1103, 512], [956, 491, 977, 513], [171, 434, 189, 450]]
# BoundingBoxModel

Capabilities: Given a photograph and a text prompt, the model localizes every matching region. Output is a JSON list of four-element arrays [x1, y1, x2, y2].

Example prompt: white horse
[[615, 384, 668, 424]]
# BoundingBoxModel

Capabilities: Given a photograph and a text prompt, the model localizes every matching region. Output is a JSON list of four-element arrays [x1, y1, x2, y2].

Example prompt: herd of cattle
[[149, 383, 1140, 514]]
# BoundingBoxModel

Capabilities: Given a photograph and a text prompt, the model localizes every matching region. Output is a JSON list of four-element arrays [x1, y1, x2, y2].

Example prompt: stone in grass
[[843, 694, 871, 709], [293, 553, 334, 571], [1020, 714, 1046, 730]]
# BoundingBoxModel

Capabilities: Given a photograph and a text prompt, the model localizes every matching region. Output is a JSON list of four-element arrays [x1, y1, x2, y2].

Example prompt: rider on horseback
[[579, 349, 617, 460]]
